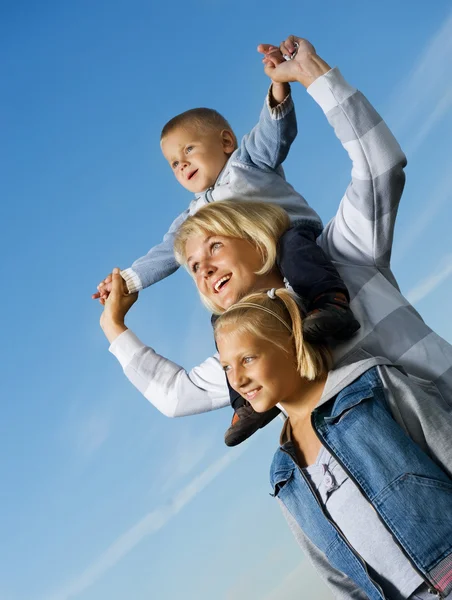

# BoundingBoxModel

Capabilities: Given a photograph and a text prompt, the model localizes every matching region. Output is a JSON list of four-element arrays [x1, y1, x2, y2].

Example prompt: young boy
[[94, 39, 359, 446]]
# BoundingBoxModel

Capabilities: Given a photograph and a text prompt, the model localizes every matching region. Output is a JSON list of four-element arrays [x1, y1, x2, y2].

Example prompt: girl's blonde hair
[[214, 288, 332, 381], [173, 200, 290, 313]]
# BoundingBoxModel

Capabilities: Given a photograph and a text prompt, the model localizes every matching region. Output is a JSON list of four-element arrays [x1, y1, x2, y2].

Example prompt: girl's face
[[184, 233, 283, 310], [216, 326, 303, 412]]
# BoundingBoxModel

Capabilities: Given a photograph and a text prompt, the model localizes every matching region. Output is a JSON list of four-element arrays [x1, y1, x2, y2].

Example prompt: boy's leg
[[278, 223, 360, 342]]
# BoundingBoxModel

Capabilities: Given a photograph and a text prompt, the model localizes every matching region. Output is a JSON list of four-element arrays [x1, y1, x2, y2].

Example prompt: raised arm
[[266, 36, 407, 267], [236, 49, 298, 172], [307, 68, 407, 267], [100, 270, 230, 417]]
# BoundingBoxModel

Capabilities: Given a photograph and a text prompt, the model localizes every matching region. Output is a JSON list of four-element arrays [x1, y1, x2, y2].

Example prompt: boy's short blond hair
[[173, 200, 290, 313], [161, 108, 238, 148]]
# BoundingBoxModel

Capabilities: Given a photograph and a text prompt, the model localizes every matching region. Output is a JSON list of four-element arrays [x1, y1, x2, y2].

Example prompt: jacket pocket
[[373, 473, 452, 569], [324, 392, 374, 425], [271, 468, 295, 497]]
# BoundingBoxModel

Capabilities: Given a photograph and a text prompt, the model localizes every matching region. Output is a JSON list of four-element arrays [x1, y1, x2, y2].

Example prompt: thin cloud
[[393, 172, 452, 262], [74, 413, 111, 457], [57, 402, 112, 460], [405, 87, 452, 156], [44, 13, 452, 600], [406, 254, 452, 305], [389, 8, 452, 153], [157, 428, 217, 494], [45, 444, 248, 600], [387, 9, 452, 262]]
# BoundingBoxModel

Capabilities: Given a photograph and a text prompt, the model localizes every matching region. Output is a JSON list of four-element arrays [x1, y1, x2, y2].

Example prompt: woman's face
[[184, 233, 282, 310], [216, 326, 303, 412]]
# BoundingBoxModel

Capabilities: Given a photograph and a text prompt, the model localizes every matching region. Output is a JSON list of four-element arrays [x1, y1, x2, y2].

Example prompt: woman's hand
[[100, 268, 138, 344], [258, 36, 331, 89]]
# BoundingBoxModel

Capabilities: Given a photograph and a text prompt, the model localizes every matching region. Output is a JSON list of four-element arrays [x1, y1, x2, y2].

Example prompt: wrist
[[270, 82, 290, 106], [295, 53, 331, 88], [100, 314, 128, 344]]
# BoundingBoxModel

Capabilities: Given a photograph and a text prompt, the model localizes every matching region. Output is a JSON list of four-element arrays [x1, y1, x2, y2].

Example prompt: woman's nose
[[198, 261, 216, 277]]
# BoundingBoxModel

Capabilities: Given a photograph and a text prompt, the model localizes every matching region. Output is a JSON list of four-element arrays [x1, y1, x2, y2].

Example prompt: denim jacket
[[121, 89, 323, 293], [271, 359, 452, 599]]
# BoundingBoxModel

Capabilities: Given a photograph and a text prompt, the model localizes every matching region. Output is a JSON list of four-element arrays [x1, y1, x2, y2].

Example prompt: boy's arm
[[264, 37, 406, 269], [236, 77, 297, 172], [109, 329, 230, 417], [239, 40, 324, 173], [121, 208, 190, 294], [309, 68, 407, 267]]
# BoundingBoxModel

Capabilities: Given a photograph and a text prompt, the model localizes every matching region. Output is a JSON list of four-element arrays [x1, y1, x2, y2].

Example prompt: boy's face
[[161, 126, 235, 194]]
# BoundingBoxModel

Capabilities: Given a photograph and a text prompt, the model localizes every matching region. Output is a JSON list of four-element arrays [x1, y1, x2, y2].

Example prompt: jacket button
[[324, 473, 334, 488], [322, 465, 338, 492]]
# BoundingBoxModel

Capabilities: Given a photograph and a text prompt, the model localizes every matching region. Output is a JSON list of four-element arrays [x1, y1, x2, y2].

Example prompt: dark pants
[[278, 223, 348, 302]]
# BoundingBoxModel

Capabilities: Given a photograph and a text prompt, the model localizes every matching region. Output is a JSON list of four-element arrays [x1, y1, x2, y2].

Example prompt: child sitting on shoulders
[[93, 39, 359, 445]]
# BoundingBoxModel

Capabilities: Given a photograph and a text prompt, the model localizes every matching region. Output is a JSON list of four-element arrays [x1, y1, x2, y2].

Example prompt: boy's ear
[[221, 130, 236, 155]]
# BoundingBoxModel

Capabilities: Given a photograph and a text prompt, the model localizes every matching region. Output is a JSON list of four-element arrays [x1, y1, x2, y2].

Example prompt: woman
[[213, 287, 452, 600], [101, 36, 452, 439]]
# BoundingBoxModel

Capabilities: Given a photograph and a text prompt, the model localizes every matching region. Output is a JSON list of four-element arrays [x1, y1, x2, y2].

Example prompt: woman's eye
[[211, 242, 222, 252]]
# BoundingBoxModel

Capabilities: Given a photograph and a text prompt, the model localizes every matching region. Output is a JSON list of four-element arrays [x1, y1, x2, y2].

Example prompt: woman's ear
[[221, 130, 236, 155]]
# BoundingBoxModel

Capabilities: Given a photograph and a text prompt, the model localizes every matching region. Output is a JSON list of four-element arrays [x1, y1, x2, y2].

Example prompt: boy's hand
[[92, 272, 128, 305], [258, 36, 330, 89], [257, 45, 290, 106]]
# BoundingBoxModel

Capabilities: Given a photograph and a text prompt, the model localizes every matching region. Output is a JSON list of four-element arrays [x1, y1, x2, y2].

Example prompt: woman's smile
[[213, 273, 232, 294], [184, 234, 284, 310]]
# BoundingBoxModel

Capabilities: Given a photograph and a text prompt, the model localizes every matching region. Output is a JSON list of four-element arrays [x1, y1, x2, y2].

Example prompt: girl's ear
[[221, 130, 236, 155]]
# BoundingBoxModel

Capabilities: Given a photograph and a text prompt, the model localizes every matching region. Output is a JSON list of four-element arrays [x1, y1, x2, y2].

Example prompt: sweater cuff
[[307, 67, 356, 114], [266, 84, 294, 120], [109, 329, 147, 369], [121, 268, 143, 294]]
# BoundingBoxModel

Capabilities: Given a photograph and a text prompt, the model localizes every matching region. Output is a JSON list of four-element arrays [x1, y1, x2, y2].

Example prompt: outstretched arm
[[109, 331, 230, 417], [93, 208, 190, 301], [121, 208, 190, 293], [100, 270, 230, 417]]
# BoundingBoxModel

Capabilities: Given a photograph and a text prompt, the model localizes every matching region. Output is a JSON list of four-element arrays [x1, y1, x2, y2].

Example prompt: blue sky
[[2, 2, 452, 599]]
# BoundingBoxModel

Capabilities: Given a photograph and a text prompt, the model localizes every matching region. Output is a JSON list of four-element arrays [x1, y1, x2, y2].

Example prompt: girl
[[100, 36, 452, 453], [214, 288, 452, 600]]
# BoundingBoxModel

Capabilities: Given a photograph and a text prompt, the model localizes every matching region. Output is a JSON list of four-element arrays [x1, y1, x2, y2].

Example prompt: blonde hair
[[214, 289, 332, 381], [173, 200, 290, 313]]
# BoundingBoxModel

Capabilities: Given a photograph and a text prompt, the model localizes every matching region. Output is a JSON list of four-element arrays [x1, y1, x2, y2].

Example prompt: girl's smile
[[217, 327, 304, 413]]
